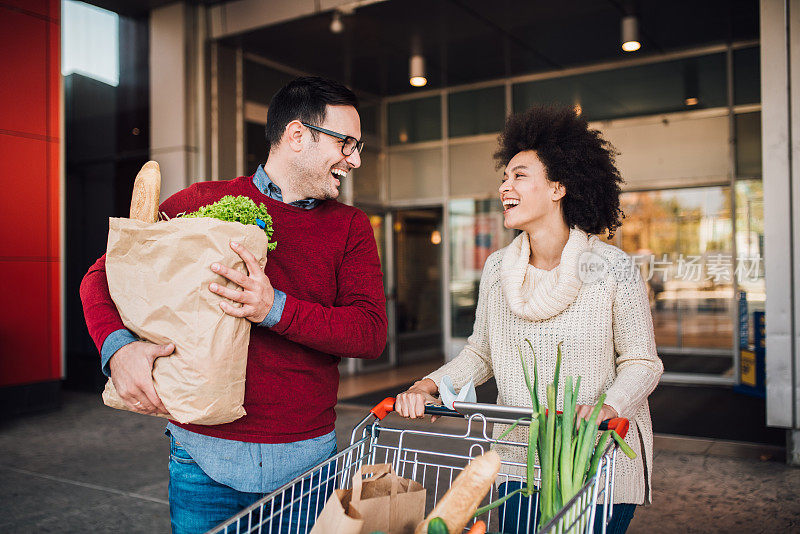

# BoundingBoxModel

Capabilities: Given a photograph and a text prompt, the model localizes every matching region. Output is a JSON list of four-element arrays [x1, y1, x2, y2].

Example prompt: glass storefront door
[[610, 186, 736, 378], [393, 208, 444, 365], [355, 210, 393, 372]]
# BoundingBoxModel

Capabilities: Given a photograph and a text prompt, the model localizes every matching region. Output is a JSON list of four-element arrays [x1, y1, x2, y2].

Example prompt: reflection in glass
[[394, 209, 443, 364], [359, 211, 390, 370], [736, 112, 762, 178], [733, 46, 760, 106], [513, 53, 726, 120], [388, 147, 443, 201], [448, 86, 505, 138], [611, 186, 735, 375], [449, 140, 503, 197], [353, 148, 381, 203], [735, 180, 765, 347], [387, 97, 441, 145], [449, 199, 514, 338]]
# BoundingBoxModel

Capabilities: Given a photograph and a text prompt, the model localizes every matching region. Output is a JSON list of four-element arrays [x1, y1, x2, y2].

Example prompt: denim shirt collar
[[253, 164, 320, 210]]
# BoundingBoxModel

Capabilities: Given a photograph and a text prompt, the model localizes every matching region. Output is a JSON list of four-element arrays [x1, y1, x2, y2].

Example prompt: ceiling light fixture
[[684, 97, 699, 106], [621, 15, 641, 52], [409, 54, 427, 87], [330, 11, 343, 34]]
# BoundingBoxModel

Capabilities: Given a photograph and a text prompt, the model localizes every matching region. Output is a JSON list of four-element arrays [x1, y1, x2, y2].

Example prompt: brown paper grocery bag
[[310, 464, 425, 534], [350, 464, 426, 534], [101, 216, 268, 425], [310, 489, 364, 534]]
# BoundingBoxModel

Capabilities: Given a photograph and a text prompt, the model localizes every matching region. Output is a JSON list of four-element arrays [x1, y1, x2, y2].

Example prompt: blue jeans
[[168, 436, 336, 534], [497, 481, 636, 534]]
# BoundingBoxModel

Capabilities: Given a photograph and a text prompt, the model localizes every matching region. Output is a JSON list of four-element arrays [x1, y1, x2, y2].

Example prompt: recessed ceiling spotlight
[[409, 54, 427, 87], [684, 97, 699, 106], [621, 15, 641, 52]]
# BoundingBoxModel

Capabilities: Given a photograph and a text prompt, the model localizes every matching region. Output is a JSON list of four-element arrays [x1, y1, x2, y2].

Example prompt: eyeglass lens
[[343, 138, 364, 156]]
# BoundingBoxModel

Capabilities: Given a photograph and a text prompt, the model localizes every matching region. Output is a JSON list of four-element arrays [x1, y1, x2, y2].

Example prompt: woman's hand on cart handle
[[599, 417, 630, 439], [576, 403, 618, 425], [394, 379, 442, 421]]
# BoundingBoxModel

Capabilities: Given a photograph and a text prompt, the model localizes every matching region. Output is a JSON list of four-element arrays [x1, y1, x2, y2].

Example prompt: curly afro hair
[[494, 105, 624, 238]]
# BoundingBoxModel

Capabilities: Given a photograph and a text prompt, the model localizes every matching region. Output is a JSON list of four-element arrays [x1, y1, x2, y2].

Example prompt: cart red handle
[[369, 397, 628, 438], [599, 417, 629, 439], [370, 397, 396, 420], [544, 409, 629, 439], [369, 397, 462, 420]]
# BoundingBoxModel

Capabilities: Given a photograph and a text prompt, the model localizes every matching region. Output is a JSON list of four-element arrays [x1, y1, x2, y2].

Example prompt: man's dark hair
[[265, 76, 359, 153], [494, 105, 625, 238]]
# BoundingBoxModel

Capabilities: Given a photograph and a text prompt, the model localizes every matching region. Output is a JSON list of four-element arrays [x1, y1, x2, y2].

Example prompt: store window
[[388, 147, 443, 201], [736, 111, 762, 178], [733, 46, 760, 106], [448, 86, 505, 138], [449, 139, 503, 197], [449, 199, 514, 338], [354, 148, 381, 203], [359, 103, 379, 136], [612, 186, 734, 375], [735, 179, 765, 347], [513, 53, 727, 120], [63, 0, 119, 86], [387, 97, 441, 145]]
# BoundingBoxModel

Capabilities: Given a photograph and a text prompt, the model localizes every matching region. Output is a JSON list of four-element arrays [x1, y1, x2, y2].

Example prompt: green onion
[[611, 430, 637, 459]]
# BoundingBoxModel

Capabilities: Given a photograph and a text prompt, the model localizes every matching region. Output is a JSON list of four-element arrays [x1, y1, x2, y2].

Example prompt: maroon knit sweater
[[81, 175, 387, 443]]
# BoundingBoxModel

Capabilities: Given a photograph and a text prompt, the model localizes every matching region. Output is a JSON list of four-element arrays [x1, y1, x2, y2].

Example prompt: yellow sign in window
[[740, 349, 756, 386]]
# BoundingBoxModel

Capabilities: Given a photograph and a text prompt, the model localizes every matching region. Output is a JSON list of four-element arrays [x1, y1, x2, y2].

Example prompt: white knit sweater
[[426, 228, 663, 505]]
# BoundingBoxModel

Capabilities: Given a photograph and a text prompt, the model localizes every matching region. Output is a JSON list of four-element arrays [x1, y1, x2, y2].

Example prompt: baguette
[[415, 450, 501, 534], [130, 161, 161, 223]]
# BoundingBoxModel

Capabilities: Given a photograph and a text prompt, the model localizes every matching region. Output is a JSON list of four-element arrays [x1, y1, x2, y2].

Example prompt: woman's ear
[[552, 182, 566, 201]]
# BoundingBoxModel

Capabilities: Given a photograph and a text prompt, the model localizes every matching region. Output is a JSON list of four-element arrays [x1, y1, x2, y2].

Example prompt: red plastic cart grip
[[370, 397, 396, 420], [600, 417, 629, 439]]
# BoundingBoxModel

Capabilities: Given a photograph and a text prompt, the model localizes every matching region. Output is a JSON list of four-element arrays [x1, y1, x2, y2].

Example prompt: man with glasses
[[81, 77, 387, 533]]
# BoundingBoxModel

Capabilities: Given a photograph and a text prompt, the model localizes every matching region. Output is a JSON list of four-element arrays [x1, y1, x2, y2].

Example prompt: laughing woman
[[395, 105, 663, 533]]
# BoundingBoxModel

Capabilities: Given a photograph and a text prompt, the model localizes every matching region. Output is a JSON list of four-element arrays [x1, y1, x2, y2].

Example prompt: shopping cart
[[208, 398, 629, 534]]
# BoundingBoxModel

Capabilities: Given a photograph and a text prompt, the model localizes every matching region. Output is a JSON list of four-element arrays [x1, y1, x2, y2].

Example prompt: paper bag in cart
[[311, 463, 426, 534], [102, 216, 268, 425]]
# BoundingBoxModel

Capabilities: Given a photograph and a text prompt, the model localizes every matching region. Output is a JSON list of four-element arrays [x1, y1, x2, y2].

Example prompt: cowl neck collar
[[500, 228, 589, 321]]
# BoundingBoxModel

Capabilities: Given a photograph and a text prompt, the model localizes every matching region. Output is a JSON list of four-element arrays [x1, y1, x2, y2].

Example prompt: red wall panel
[[0, 261, 54, 385], [0, 135, 49, 257], [48, 260, 61, 378], [48, 140, 60, 259], [0, 7, 49, 138], [48, 19, 60, 139], [2, 0, 51, 18], [0, 2, 61, 388]]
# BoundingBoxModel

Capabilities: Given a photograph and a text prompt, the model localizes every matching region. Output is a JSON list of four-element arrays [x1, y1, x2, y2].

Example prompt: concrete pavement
[[1, 392, 798, 533]]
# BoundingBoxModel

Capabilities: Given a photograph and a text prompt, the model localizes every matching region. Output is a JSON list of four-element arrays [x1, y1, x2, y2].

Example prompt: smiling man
[[80, 77, 388, 533]]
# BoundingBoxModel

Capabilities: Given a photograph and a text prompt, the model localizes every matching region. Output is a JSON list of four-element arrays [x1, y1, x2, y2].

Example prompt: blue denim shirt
[[102, 165, 333, 492]]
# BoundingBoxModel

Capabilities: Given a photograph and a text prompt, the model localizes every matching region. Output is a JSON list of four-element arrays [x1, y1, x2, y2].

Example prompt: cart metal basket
[[208, 398, 627, 534]]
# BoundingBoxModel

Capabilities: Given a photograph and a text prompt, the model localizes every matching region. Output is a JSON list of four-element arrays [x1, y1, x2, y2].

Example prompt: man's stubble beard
[[290, 150, 339, 201]]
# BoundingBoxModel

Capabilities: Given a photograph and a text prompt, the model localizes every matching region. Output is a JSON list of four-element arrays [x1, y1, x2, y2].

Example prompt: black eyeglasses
[[301, 122, 364, 156]]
